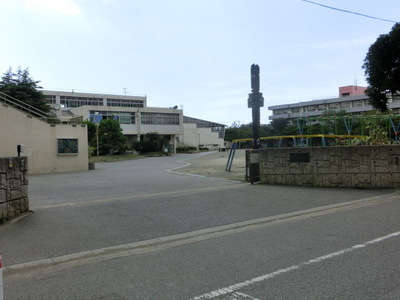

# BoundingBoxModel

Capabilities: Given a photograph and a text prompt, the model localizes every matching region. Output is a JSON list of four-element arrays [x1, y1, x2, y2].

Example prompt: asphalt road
[[1, 152, 399, 299]]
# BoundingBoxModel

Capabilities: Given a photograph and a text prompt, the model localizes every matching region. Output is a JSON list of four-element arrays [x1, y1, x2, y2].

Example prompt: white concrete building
[[43, 90, 183, 151], [42, 90, 225, 151], [182, 116, 226, 150], [268, 86, 400, 121]]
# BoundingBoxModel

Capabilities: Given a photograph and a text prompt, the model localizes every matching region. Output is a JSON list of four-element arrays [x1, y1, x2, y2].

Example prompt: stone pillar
[[0, 157, 29, 224]]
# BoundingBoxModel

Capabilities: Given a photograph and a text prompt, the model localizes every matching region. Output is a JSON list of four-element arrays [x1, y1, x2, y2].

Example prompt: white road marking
[[5, 193, 398, 281], [230, 291, 259, 299], [191, 231, 400, 299], [166, 162, 241, 183]]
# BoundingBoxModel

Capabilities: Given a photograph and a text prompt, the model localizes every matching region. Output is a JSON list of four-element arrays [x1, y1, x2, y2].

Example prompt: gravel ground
[[176, 149, 246, 181]]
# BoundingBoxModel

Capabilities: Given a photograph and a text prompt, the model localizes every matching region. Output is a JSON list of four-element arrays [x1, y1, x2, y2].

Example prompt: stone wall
[[259, 146, 400, 189], [0, 157, 29, 224]]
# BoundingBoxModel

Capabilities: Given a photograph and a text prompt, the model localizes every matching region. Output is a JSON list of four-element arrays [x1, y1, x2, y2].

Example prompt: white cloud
[[23, 0, 81, 15]]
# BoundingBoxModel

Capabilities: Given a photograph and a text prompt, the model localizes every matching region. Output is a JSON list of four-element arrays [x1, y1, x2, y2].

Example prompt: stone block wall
[[259, 146, 400, 188], [0, 157, 29, 224]]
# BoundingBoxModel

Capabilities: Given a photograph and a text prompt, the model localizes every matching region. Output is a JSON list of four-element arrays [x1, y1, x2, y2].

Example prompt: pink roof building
[[339, 85, 367, 97]]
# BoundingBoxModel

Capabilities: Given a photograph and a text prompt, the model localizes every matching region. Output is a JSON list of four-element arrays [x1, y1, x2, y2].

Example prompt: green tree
[[132, 132, 163, 153], [270, 118, 289, 133], [98, 119, 127, 155], [224, 124, 252, 141], [270, 118, 297, 135], [362, 23, 400, 112], [0, 67, 50, 113], [259, 124, 273, 137]]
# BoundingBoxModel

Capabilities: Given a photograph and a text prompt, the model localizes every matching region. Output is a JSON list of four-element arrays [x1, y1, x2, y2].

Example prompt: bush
[[132, 141, 159, 153], [176, 146, 197, 152]]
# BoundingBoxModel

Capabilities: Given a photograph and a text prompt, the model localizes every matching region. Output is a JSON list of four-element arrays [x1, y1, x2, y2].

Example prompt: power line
[[301, 0, 398, 23]]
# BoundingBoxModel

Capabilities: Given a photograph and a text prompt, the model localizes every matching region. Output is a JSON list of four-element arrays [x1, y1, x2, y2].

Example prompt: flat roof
[[268, 94, 369, 110], [183, 116, 225, 127], [42, 90, 146, 100]]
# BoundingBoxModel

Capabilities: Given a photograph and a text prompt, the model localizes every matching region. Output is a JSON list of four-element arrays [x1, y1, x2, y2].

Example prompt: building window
[[305, 106, 317, 112], [89, 111, 135, 124], [141, 113, 180, 125], [107, 98, 144, 108], [118, 112, 134, 124], [57, 138, 78, 155], [292, 108, 300, 113], [45, 95, 56, 104], [340, 102, 351, 109], [61, 96, 104, 108]]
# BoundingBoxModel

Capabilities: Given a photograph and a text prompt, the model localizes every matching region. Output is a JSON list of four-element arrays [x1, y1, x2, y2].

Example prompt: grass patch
[[89, 151, 172, 163], [89, 153, 142, 163]]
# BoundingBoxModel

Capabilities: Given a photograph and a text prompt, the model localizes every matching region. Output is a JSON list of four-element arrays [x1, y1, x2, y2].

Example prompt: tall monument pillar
[[247, 64, 264, 149]]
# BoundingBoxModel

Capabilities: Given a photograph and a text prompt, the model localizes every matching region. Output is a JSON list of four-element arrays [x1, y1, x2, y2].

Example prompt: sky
[[1, 0, 399, 126]]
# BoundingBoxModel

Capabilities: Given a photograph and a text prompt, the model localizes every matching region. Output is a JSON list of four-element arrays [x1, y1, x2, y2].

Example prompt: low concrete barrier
[[0, 157, 29, 224], [258, 146, 400, 189]]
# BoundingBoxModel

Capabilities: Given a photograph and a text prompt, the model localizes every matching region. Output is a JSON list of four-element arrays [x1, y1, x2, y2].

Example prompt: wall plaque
[[290, 153, 310, 163]]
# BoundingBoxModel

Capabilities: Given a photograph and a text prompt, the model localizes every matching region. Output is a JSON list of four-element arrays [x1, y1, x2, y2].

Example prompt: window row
[[141, 113, 180, 125], [89, 111, 135, 124], [273, 100, 371, 115], [89, 111, 181, 125], [61, 96, 104, 107], [54, 97, 145, 108], [107, 98, 144, 108]]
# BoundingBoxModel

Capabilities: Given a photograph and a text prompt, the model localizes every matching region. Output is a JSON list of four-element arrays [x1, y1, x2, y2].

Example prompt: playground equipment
[[225, 114, 400, 173], [294, 114, 400, 138]]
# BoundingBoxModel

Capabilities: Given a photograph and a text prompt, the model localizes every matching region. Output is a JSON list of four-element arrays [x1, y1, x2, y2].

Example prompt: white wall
[[0, 103, 88, 174], [182, 124, 225, 149]]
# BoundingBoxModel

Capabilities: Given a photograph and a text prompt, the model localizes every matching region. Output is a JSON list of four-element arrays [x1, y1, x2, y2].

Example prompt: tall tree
[[98, 119, 127, 155], [363, 23, 400, 112], [0, 67, 50, 113], [270, 118, 296, 135]]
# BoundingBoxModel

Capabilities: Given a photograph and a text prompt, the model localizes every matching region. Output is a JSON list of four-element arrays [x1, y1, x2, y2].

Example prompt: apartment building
[[268, 85, 400, 121]]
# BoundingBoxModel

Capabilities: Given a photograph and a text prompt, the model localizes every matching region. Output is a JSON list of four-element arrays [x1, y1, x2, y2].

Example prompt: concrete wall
[[0, 102, 88, 174], [0, 157, 29, 224], [182, 124, 225, 149], [259, 146, 400, 188]]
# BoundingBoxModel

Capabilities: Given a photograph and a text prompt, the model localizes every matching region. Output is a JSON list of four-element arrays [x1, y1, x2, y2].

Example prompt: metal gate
[[245, 149, 260, 184]]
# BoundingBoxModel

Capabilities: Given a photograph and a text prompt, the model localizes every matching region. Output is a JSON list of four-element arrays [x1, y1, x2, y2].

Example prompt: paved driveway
[[1, 152, 398, 299]]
